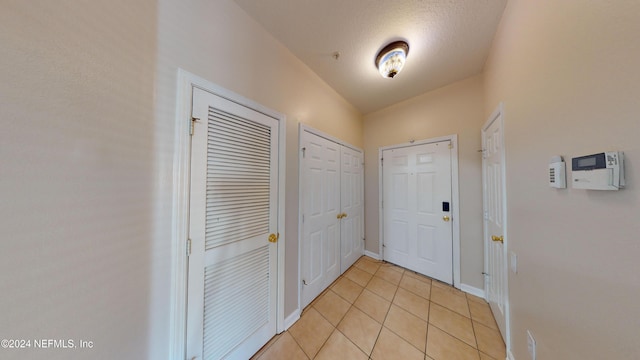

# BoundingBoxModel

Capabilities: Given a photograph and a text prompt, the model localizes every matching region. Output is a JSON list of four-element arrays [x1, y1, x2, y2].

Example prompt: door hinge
[[301, 147, 306, 158], [380, 158, 383, 166], [449, 142, 453, 149], [381, 200, 384, 209], [186, 238, 192, 256], [483, 211, 489, 220], [302, 214, 305, 223], [190, 117, 200, 136]]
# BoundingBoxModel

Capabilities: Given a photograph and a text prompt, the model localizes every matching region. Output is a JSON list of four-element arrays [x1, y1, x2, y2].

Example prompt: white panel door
[[300, 131, 341, 308], [187, 88, 279, 360], [483, 111, 508, 343], [382, 141, 453, 284], [340, 146, 364, 273]]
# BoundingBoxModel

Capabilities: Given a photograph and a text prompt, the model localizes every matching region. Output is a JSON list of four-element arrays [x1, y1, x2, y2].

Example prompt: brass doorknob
[[268, 233, 279, 243], [342, 213, 347, 219], [442, 215, 450, 222], [337, 213, 348, 219], [491, 235, 504, 243]]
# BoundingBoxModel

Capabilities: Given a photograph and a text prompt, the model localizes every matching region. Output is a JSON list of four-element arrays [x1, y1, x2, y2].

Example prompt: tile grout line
[[366, 269, 402, 359], [297, 256, 501, 360], [312, 257, 375, 359], [424, 279, 433, 359], [350, 260, 389, 358], [464, 289, 483, 359], [375, 271, 431, 356]]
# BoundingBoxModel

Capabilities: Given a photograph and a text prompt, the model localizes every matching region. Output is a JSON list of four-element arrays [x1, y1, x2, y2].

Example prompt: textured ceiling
[[234, 0, 507, 114]]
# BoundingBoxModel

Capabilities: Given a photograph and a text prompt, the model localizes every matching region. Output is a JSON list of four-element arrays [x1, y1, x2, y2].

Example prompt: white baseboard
[[507, 349, 515, 360], [461, 284, 485, 299], [283, 309, 300, 331], [364, 250, 381, 260]]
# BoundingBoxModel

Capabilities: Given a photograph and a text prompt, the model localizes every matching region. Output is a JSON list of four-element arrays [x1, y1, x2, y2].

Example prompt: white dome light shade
[[376, 41, 409, 78]]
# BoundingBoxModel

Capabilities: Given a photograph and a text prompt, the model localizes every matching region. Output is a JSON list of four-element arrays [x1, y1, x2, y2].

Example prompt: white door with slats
[[300, 130, 341, 308], [382, 141, 453, 284], [187, 87, 279, 360], [340, 146, 364, 273]]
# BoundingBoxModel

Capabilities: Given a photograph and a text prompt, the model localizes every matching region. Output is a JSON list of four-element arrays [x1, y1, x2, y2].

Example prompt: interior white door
[[382, 141, 453, 284], [340, 146, 364, 273], [186, 88, 279, 360], [482, 110, 508, 342], [300, 131, 341, 308]]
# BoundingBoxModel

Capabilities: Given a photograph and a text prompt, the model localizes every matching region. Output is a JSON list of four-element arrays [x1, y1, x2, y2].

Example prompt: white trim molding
[[364, 250, 381, 260], [507, 349, 516, 360], [170, 69, 287, 358], [461, 284, 486, 299], [283, 309, 301, 331], [377, 134, 461, 289]]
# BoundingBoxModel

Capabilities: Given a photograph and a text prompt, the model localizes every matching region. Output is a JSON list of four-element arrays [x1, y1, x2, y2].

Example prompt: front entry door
[[186, 88, 279, 360], [382, 141, 453, 284], [482, 107, 508, 344]]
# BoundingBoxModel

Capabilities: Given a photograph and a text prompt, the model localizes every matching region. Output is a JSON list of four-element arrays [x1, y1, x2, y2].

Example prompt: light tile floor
[[252, 256, 506, 360]]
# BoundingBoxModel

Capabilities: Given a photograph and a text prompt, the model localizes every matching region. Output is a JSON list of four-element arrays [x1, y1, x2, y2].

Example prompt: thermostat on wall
[[571, 151, 625, 190]]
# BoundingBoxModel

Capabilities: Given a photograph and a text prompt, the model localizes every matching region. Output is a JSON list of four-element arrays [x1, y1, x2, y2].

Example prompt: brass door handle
[[442, 215, 450, 222], [268, 233, 279, 243], [337, 213, 348, 219], [491, 235, 504, 243], [342, 213, 347, 219]]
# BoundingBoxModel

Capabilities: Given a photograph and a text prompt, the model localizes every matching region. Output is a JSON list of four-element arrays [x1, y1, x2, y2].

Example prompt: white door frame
[[170, 69, 287, 359], [297, 124, 363, 311], [482, 103, 510, 352], [378, 134, 461, 288]]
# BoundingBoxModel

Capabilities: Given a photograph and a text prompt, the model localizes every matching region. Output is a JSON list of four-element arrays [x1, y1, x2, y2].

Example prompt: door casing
[[170, 69, 287, 359], [378, 134, 461, 288]]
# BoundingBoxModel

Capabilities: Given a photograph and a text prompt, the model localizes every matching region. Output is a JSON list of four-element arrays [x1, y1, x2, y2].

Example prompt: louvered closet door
[[187, 88, 279, 360]]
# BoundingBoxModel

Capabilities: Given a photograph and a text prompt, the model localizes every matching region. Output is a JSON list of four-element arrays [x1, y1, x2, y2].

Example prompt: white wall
[[0, 1, 157, 359], [363, 75, 486, 289], [484, 0, 640, 358]]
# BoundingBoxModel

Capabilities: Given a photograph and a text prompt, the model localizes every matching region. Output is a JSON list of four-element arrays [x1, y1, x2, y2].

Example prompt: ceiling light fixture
[[375, 40, 409, 79]]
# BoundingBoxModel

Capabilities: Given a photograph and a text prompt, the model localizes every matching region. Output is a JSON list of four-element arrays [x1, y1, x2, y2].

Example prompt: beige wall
[[153, 0, 362, 355], [484, 0, 640, 358], [0, 1, 157, 359], [363, 75, 485, 289], [1, 0, 362, 358]]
